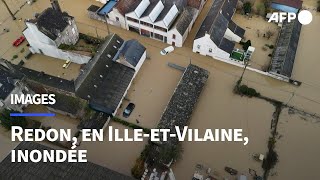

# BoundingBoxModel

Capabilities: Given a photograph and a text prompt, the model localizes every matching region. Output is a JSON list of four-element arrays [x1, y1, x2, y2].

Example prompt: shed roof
[[269, 19, 302, 77]]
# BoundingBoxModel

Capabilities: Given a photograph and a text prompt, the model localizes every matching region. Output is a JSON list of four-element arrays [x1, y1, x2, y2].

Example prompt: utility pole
[[104, 13, 110, 35], [1, 0, 16, 20], [239, 58, 249, 84]]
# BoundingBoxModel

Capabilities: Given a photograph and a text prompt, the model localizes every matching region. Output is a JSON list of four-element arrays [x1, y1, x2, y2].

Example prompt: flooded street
[[80, 122, 147, 176], [0, 0, 320, 179]]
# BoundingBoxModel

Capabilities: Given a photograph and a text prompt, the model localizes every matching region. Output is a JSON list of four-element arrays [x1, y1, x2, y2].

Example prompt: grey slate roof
[[113, 39, 146, 68], [0, 65, 18, 100], [228, 20, 245, 38], [175, 6, 197, 35], [195, 0, 240, 54], [11, 64, 75, 93], [269, 19, 302, 77], [30, 8, 73, 40], [0, 141, 134, 180], [75, 34, 135, 114], [150, 64, 209, 164]]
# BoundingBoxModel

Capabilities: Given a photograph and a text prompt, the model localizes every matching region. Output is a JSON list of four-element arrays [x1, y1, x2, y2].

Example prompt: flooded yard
[[116, 45, 190, 129], [269, 108, 320, 180], [171, 64, 275, 179], [232, 13, 279, 71]]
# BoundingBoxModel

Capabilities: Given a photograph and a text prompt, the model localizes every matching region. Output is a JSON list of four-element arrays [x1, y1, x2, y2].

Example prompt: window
[[209, 48, 212, 53], [116, 17, 120, 22], [197, 45, 200, 49], [154, 25, 167, 32], [127, 17, 139, 23], [140, 21, 153, 28], [172, 34, 176, 39]]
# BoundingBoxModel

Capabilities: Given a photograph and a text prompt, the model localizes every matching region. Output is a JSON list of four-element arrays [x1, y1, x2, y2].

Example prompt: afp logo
[[268, 10, 313, 25]]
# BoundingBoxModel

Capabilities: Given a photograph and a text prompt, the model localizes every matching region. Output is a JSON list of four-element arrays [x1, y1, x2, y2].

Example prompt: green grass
[[231, 51, 244, 61]]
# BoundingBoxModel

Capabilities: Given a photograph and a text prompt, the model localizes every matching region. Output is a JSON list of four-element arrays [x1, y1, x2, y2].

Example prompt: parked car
[[13, 36, 25, 47], [123, 103, 135, 118], [225, 166, 238, 175], [160, 46, 174, 55]]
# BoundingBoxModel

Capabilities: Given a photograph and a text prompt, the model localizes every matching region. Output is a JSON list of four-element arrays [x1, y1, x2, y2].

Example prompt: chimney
[[50, 0, 62, 13]]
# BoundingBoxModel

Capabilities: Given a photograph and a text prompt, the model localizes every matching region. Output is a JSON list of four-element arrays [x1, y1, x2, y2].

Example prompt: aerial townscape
[[0, 0, 319, 179]]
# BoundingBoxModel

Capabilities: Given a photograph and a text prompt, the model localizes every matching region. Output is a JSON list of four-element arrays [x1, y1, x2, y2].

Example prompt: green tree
[[243, 40, 252, 51], [243, 2, 252, 14], [0, 109, 28, 130]]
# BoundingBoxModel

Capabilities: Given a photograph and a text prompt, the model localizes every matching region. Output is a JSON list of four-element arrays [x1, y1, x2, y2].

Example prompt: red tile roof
[[272, 0, 303, 9], [115, 0, 141, 16]]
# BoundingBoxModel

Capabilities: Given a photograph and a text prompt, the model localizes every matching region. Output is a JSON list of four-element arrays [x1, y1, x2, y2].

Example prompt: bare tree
[[1, 0, 16, 20], [266, 30, 274, 39]]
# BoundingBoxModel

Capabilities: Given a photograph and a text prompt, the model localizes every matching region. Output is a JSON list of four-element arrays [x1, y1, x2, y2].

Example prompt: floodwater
[[269, 108, 320, 180], [0, 0, 320, 179]]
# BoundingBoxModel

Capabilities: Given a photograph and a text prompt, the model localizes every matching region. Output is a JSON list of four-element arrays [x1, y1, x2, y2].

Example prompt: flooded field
[[0, 0, 320, 179], [269, 108, 320, 180]]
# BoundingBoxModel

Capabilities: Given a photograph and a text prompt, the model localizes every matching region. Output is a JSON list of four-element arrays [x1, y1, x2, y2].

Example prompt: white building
[[113, 39, 147, 73], [23, 0, 91, 64], [88, 0, 207, 47], [193, 0, 245, 61]]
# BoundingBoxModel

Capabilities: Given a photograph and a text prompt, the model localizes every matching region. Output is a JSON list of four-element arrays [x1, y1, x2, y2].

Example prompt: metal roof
[[149, 1, 164, 22], [134, 0, 150, 18], [163, 4, 179, 27]]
